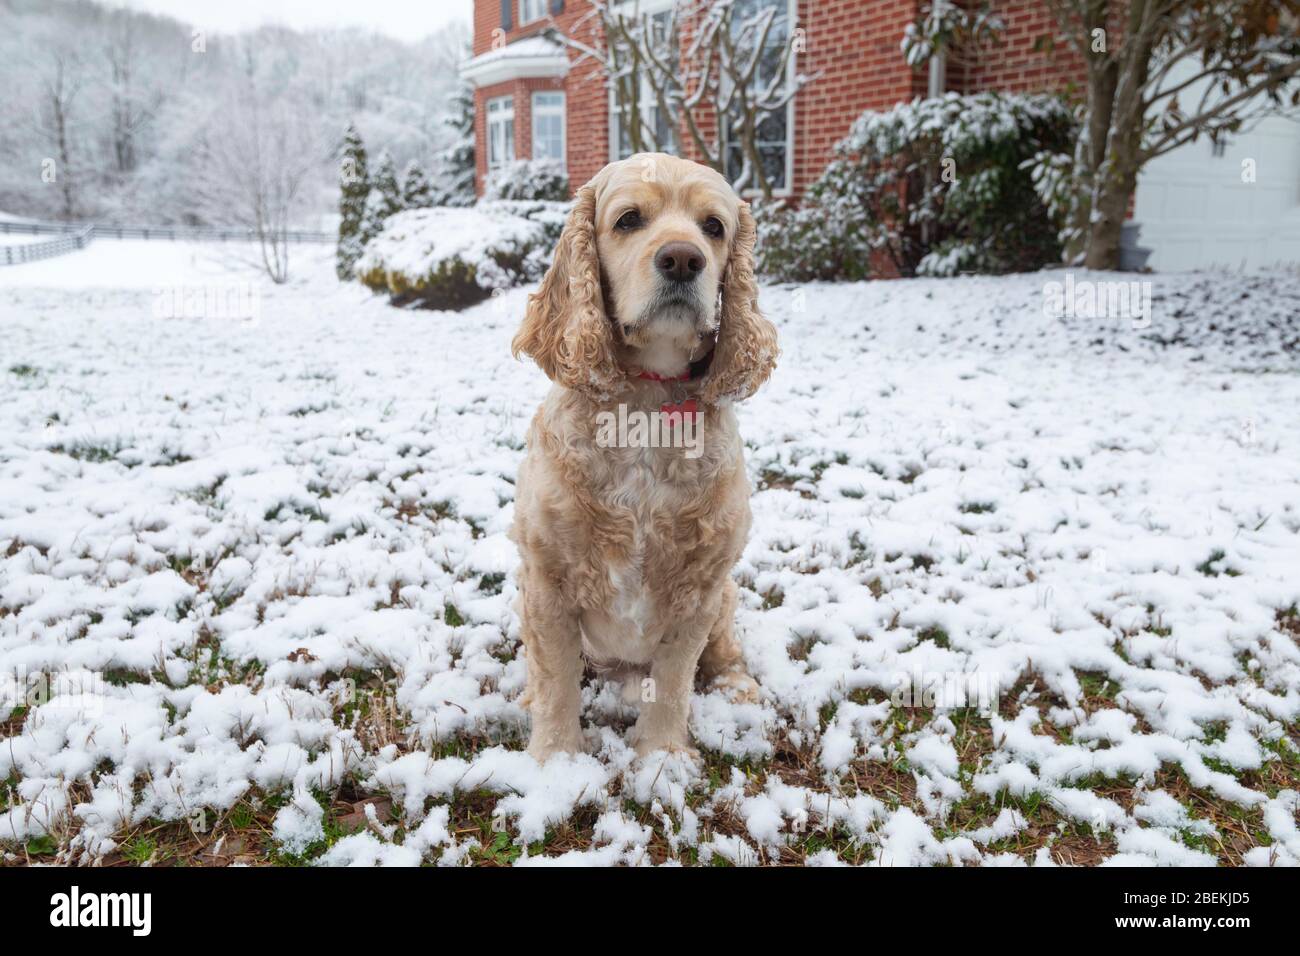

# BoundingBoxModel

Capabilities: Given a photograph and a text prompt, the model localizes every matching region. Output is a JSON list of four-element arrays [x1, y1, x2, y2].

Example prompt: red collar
[[636, 370, 691, 382]]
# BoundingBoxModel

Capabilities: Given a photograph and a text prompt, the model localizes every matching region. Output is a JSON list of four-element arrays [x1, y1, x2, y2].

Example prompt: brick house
[[460, 0, 1079, 198], [460, 0, 1300, 270]]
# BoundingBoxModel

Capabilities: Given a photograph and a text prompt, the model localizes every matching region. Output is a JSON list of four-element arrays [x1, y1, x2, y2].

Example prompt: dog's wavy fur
[[510, 154, 778, 760]]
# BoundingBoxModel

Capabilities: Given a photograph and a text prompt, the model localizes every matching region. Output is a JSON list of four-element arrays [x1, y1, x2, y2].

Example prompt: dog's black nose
[[655, 242, 705, 283]]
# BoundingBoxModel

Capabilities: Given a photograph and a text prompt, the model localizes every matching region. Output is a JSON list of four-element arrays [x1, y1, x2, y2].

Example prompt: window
[[532, 91, 566, 163], [609, 2, 677, 159], [487, 96, 515, 170], [520, 0, 547, 25], [722, 0, 795, 194]]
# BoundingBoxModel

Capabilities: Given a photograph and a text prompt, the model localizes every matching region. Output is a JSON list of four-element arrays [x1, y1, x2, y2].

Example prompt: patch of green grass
[[1202, 755, 1239, 777], [1059, 770, 1138, 791], [916, 626, 950, 649], [1195, 550, 1225, 575], [103, 668, 153, 687], [228, 803, 255, 831], [1202, 721, 1228, 744], [472, 830, 522, 865], [444, 602, 465, 627], [798, 826, 868, 865], [52, 441, 123, 464], [121, 836, 158, 864], [1176, 825, 1218, 855], [1077, 670, 1117, 701], [1195, 549, 1240, 577], [477, 572, 506, 595], [959, 501, 996, 515], [25, 834, 57, 857], [698, 746, 770, 781], [847, 531, 873, 568], [263, 502, 326, 523], [8, 364, 39, 378], [818, 701, 838, 728]]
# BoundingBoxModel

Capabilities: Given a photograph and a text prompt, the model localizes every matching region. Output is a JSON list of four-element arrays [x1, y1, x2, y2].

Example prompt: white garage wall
[[1132, 70, 1300, 273]]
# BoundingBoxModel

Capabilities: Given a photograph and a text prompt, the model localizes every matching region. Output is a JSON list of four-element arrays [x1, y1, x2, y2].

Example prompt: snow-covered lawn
[[2, 243, 1298, 866]]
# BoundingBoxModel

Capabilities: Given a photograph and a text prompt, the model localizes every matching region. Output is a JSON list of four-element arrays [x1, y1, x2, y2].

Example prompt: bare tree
[[28, 45, 88, 220], [0, 2, 467, 224], [190, 70, 323, 283], [1042, 1, 1300, 268], [103, 10, 164, 178], [549, 0, 814, 198]]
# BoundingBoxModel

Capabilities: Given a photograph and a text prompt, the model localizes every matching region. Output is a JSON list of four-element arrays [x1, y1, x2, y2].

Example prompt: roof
[[459, 36, 570, 88]]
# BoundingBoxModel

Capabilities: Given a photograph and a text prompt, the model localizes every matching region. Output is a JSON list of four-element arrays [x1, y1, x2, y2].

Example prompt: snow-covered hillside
[[2, 244, 1298, 865]]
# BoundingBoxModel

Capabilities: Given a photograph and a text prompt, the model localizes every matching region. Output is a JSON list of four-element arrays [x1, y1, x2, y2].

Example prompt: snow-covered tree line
[[0, 0, 469, 227]]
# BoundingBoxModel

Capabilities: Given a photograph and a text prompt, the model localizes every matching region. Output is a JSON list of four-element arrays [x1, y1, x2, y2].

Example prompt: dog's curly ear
[[512, 185, 622, 399], [702, 201, 778, 405]]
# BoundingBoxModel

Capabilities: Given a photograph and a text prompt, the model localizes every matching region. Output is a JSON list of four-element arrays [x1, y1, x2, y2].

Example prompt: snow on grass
[[0, 238, 316, 289], [1, 243, 1299, 866]]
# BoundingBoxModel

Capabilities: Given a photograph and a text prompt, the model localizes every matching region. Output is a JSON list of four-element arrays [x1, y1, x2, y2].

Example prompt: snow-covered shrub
[[478, 199, 569, 246], [356, 205, 553, 309], [753, 198, 871, 282], [359, 151, 405, 251], [483, 159, 568, 201], [402, 159, 436, 209], [756, 92, 1076, 281]]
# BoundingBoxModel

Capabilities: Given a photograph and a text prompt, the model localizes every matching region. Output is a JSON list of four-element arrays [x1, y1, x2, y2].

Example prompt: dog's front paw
[[631, 727, 700, 762], [526, 726, 587, 764], [635, 741, 701, 764], [527, 740, 584, 764]]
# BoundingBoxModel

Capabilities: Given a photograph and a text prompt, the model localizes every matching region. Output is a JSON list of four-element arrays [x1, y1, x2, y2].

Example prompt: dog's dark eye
[[615, 209, 642, 231], [702, 216, 725, 239]]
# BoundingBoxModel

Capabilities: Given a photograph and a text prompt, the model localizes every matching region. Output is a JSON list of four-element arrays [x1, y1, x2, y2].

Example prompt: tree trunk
[[1085, 0, 1151, 271], [52, 92, 76, 220], [1084, 161, 1135, 270], [1069, 58, 1116, 263]]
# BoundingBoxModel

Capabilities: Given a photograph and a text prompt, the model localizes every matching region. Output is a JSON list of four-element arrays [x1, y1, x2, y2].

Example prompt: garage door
[[1132, 76, 1300, 272]]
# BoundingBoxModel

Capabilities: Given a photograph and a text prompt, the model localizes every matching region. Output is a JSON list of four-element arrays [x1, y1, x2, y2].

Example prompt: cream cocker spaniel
[[510, 153, 778, 761]]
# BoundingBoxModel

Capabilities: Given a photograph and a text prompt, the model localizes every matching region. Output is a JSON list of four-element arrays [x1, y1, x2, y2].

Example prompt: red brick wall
[[471, 0, 609, 195], [955, 0, 1086, 96], [791, 0, 927, 196], [564, 27, 609, 190]]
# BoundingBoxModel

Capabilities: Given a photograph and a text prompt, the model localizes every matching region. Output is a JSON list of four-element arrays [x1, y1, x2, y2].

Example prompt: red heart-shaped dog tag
[[660, 398, 699, 427]]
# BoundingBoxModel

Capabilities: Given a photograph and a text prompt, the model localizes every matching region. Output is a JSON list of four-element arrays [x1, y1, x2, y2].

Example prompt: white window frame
[[487, 95, 515, 171], [607, 0, 679, 160], [520, 0, 548, 26], [720, 0, 797, 199], [605, 0, 796, 196], [531, 91, 566, 164]]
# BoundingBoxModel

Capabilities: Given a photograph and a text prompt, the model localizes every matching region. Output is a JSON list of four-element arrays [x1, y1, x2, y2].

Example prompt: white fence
[[2, 225, 95, 265], [0, 218, 333, 266]]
